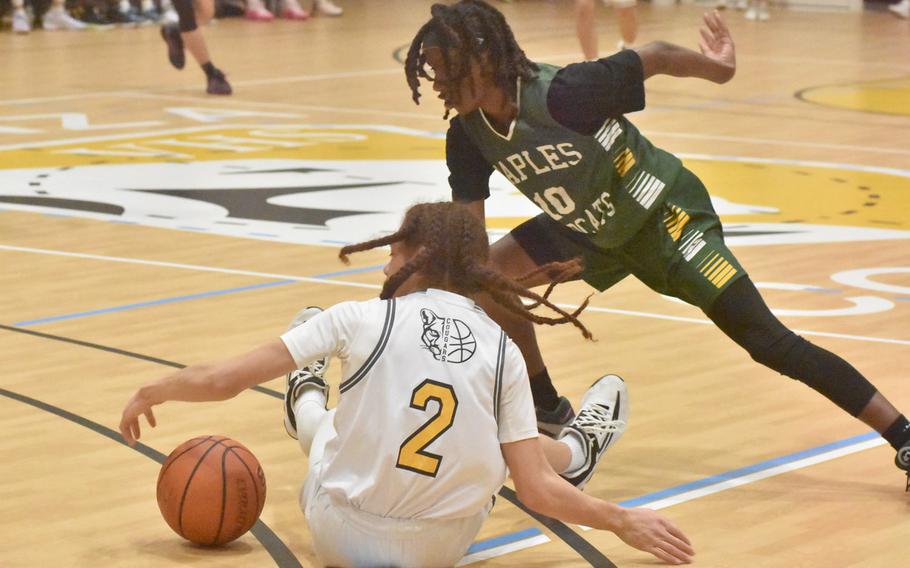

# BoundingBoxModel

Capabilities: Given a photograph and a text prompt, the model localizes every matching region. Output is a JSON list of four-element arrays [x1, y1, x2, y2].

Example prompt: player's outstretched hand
[[120, 390, 157, 447], [699, 10, 736, 83], [615, 507, 695, 565]]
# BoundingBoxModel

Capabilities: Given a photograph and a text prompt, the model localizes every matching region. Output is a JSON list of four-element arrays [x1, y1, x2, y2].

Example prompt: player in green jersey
[[403, 0, 910, 489]]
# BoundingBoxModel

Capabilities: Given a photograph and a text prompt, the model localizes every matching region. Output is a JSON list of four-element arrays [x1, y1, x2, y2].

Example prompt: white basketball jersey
[[281, 288, 538, 520]]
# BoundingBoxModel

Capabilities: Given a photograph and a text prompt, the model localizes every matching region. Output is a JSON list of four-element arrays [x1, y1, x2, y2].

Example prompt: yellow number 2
[[396, 379, 458, 477]]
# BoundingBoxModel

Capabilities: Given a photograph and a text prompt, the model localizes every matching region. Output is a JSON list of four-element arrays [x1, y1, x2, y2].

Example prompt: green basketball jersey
[[459, 63, 684, 248]]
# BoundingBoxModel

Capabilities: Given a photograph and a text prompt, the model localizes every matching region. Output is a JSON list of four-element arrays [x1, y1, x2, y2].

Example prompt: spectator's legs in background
[[11, 0, 32, 32], [313, 0, 341, 16], [43, 0, 88, 29]]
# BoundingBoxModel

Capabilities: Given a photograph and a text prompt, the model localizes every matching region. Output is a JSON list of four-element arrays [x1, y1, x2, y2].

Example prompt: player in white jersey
[[120, 202, 694, 566]]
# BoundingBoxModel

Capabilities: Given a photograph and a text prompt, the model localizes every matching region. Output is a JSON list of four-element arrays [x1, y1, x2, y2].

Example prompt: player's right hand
[[119, 389, 158, 447], [615, 507, 695, 564]]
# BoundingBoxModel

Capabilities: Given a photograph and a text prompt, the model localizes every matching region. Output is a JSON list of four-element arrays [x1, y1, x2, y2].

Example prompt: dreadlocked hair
[[405, 0, 538, 119], [339, 202, 593, 340]]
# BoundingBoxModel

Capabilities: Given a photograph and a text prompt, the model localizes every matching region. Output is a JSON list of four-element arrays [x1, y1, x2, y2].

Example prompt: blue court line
[[618, 430, 879, 508], [467, 527, 543, 554], [14, 280, 297, 327], [470, 430, 881, 560], [13, 263, 385, 327], [313, 264, 384, 279]]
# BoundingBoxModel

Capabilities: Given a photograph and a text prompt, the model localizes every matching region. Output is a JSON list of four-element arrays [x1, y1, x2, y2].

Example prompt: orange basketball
[[157, 436, 267, 546]]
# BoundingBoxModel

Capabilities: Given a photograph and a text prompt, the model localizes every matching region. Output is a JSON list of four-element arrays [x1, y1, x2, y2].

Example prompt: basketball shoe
[[536, 396, 575, 438], [12, 9, 31, 33], [896, 440, 910, 492], [284, 307, 330, 439], [558, 374, 628, 489], [160, 23, 184, 69], [206, 68, 232, 96]]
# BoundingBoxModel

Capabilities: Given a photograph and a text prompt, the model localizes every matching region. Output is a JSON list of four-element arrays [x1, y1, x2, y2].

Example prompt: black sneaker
[[140, 7, 161, 23], [536, 395, 575, 438], [108, 8, 144, 26], [160, 23, 185, 70], [896, 440, 910, 492], [558, 374, 628, 489], [283, 307, 329, 439], [206, 68, 232, 96]]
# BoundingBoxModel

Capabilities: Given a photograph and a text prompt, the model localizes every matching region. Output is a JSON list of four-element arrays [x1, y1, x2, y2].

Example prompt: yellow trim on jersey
[[613, 148, 636, 177], [663, 205, 690, 242]]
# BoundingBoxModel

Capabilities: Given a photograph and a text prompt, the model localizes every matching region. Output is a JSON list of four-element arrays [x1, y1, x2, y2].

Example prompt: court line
[[3, 244, 907, 346], [12, 264, 384, 328], [0, 322, 607, 567], [471, 431, 892, 562], [14, 280, 298, 327], [0, 385, 302, 568], [4, 316, 897, 565], [617, 432, 886, 511], [0, 244, 380, 290]]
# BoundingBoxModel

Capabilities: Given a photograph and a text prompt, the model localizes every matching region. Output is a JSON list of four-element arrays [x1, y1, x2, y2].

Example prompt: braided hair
[[339, 202, 593, 339], [405, 0, 538, 119]]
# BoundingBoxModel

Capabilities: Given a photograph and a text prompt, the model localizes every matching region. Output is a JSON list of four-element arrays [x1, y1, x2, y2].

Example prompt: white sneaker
[[758, 5, 770, 20], [42, 8, 87, 30], [314, 0, 342, 16], [161, 7, 179, 24], [283, 307, 330, 439], [12, 9, 31, 33], [558, 374, 628, 489], [744, 6, 758, 19], [890, 0, 910, 18]]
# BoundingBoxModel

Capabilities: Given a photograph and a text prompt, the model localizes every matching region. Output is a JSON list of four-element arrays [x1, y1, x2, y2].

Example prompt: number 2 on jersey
[[396, 379, 458, 477]]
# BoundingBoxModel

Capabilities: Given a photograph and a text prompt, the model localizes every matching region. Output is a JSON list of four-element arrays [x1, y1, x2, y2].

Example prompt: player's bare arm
[[636, 10, 735, 84], [502, 437, 695, 565], [119, 340, 297, 446]]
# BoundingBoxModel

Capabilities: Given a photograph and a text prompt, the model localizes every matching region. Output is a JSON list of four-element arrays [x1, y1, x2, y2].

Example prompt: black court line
[[1, 323, 612, 567], [0, 324, 281, 399], [497, 486, 618, 568], [0, 386, 301, 568]]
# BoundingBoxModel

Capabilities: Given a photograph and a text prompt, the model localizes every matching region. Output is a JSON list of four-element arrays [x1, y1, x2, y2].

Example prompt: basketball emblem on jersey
[[419, 309, 477, 363]]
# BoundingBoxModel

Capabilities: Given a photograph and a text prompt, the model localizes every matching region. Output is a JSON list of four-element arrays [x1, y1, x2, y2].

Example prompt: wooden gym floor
[[1, 0, 909, 566]]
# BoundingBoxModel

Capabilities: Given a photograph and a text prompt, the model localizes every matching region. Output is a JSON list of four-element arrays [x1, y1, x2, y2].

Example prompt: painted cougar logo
[[419, 308, 476, 364]]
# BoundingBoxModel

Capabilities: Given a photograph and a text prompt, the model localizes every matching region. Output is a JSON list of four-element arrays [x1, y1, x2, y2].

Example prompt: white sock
[[294, 395, 328, 455], [559, 429, 588, 474], [141, 0, 153, 10], [119, 0, 130, 11]]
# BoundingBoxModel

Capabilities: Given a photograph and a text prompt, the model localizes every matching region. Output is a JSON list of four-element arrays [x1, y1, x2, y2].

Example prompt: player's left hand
[[120, 390, 157, 447], [698, 10, 736, 83]]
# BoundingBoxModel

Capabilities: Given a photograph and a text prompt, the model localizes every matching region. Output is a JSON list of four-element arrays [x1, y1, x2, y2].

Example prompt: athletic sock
[[882, 415, 910, 450], [530, 369, 560, 410], [201, 62, 219, 78], [559, 428, 587, 473]]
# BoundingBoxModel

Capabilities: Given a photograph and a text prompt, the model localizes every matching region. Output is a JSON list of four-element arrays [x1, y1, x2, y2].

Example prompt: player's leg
[[614, 1, 637, 49], [654, 169, 910, 485], [282, 307, 330, 452], [161, 0, 231, 94], [539, 374, 629, 489], [706, 277, 910, 474], [574, 0, 598, 60], [481, 215, 607, 435]]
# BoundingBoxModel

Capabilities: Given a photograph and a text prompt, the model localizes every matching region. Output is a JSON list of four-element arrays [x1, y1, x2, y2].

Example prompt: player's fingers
[[131, 421, 141, 443], [698, 39, 710, 55], [119, 419, 133, 445], [145, 408, 157, 428], [659, 539, 694, 563], [700, 27, 716, 48], [704, 9, 722, 33], [665, 522, 693, 547], [649, 545, 683, 565]]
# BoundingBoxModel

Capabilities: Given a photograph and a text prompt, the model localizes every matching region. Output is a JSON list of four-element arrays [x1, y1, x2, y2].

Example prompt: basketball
[[156, 436, 267, 546]]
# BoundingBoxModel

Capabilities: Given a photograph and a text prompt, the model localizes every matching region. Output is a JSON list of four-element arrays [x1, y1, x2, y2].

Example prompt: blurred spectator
[[574, 0, 636, 60]]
